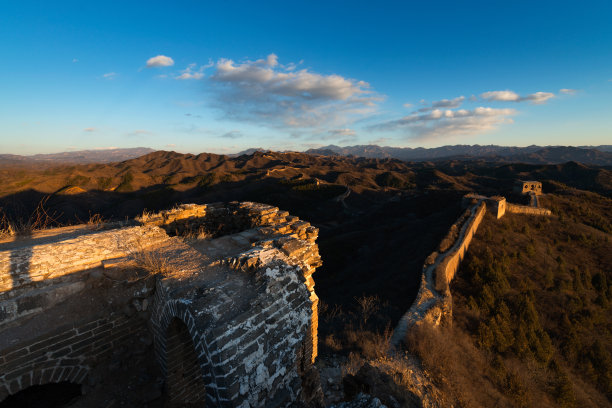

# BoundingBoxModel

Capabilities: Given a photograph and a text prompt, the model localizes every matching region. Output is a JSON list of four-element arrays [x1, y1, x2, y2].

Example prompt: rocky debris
[[329, 392, 388, 408], [342, 363, 421, 408]]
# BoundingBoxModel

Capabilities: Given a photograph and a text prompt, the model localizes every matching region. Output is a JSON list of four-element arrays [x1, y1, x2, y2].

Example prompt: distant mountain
[[229, 147, 269, 157], [0, 147, 155, 165], [305, 144, 612, 165]]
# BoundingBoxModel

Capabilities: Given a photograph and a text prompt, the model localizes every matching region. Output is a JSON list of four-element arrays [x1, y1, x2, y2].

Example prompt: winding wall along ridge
[[391, 200, 487, 346]]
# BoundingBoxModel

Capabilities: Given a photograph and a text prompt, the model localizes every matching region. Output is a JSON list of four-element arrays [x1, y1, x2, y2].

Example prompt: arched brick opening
[[165, 318, 207, 406], [151, 298, 223, 407], [0, 381, 81, 407], [0, 364, 89, 404]]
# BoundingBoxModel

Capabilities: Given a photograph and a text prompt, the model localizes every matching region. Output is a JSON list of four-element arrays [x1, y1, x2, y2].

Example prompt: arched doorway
[[0, 382, 81, 408], [165, 318, 207, 406]]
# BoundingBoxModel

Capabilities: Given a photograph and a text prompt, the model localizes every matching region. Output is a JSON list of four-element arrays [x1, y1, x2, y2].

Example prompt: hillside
[[1, 150, 611, 406], [404, 191, 612, 407]]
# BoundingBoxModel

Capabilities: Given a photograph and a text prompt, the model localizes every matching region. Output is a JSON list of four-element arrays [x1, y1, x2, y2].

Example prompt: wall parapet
[[391, 200, 487, 346], [506, 203, 552, 216], [392, 191, 551, 347]]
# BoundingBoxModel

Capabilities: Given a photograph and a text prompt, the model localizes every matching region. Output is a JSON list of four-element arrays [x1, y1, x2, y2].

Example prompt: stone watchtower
[[514, 180, 542, 195]]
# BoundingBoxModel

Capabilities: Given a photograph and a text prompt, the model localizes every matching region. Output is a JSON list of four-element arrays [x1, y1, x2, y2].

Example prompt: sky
[[1, 0, 611, 155]]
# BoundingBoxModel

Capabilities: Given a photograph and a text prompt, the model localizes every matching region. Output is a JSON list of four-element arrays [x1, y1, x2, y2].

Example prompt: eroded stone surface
[[0, 202, 322, 407]]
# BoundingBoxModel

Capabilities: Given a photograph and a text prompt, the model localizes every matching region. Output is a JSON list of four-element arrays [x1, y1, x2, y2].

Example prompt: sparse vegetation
[[406, 204, 612, 407]]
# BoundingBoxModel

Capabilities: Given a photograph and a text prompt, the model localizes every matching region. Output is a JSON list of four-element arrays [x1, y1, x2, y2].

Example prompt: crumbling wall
[[1, 202, 323, 407], [506, 203, 552, 216], [391, 201, 486, 345]]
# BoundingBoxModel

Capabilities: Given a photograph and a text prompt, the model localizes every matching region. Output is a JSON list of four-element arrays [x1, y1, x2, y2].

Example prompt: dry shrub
[[87, 212, 106, 230], [122, 237, 171, 277], [130, 247, 170, 276], [0, 210, 15, 237], [355, 294, 380, 325], [2, 196, 63, 236], [406, 322, 519, 408], [324, 334, 343, 352]]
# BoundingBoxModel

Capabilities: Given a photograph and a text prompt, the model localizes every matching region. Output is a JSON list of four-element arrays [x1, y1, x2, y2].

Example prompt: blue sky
[[1, 0, 611, 155]]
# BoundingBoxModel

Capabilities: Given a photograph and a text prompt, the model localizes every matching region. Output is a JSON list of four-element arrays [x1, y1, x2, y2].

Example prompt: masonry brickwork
[[0, 202, 323, 407]]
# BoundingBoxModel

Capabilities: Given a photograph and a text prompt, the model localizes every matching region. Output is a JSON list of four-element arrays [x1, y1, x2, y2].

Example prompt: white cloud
[[403, 103, 413, 108], [481, 90, 520, 101], [481, 89, 555, 104], [102, 72, 117, 79], [165, 143, 176, 148], [72, 58, 78, 63], [83, 127, 96, 132], [208, 54, 382, 128], [146, 55, 174, 68], [175, 63, 205, 80], [559, 88, 577, 95], [371, 107, 516, 141]]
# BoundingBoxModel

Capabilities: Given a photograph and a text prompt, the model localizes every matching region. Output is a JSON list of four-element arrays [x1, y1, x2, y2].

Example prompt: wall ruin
[[0, 202, 323, 407], [392, 191, 551, 346]]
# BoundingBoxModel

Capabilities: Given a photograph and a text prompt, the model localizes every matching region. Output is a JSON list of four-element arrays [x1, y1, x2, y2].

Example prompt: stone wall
[[0, 224, 167, 326], [0, 313, 148, 402], [506, 203, 552, 216], [0, 202, 323, 407], [392, 192, 551, 347], [391, 200, 487, 345]]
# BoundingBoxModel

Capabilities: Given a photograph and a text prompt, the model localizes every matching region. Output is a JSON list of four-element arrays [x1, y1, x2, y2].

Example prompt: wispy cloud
[[83, 127, 96, 132], [175, 63, 206, 80], [146, 55, 174, 68], [72, 58, 78, 63], [208, 53, 382, 129], [102, 72, 117, 79], [559, 88, 577, 95], [369, 137, 391, 145], [127, 129, 153, 137], [165, 143, 176, 148], [328, 128, 356, 137], [418, 96, 465, 112], [371, 107, 516, 141], [481, 90, 555, 104], [220, 130, 243, 139]]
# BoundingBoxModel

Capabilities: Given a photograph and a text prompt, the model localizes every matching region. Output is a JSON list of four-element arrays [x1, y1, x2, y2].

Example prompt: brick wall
[[0, 313, 148, 401], [392, 201, 487, 345], [506, 203, 552, 216], [165, 318, 208, 405]]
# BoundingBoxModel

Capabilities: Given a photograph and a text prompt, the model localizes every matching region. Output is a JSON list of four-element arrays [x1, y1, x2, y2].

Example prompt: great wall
[[0, 202, 323, 407], [391, 189, 551, 346], [0, 182, 553, 406]]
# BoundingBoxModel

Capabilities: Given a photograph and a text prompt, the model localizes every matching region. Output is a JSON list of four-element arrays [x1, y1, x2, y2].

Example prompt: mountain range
[[304, 144, 612, 166]]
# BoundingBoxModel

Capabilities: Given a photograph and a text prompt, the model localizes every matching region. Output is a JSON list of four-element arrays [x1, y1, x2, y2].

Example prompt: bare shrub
[[1, 196, 62, 237], [0, 210, 15, 238], [355, 294, 380, 325], [130, 247, 170, 276], [324, 334, 343, 352], [87, 212, 106, 230]]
